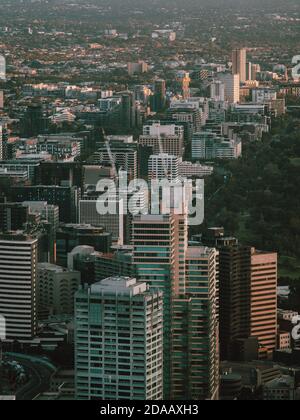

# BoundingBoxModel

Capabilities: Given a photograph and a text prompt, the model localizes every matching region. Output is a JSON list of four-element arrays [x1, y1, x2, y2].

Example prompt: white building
[[178, 160, 214, 177], [148, 154, 179, 181], [192, 131, 242, 160], [75, 277, 163, 400], [0, 234, 38, 341], [0, 54, 6, 80], [140, 123, 184, 157], [252, 88, 277, 103], [218, 74, 240, 104]]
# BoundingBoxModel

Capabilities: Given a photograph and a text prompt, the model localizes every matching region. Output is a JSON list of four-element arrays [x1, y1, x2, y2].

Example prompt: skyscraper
[[232, 48, 247, 83], [0, 54, 6, 80], [152, 79, 166, 112], [210, 80, 225, 102], [133, 214, 186, 398], [148, 154, 179, 181], [0, 233, 38, 341], [218, 74, 240, 104], [133, 213, 220, 400], [75, 277, 163, 400], [172, 247, 219, 400], [219, 245, 277, 360]]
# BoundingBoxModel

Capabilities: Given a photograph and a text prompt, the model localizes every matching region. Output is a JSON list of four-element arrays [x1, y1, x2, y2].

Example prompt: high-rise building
[[192, 131, 242, 160], [75, 277, 163, 400], [133, 214, 185, 398], [133, 213, 220, 400], [0, 54, 6, 80], [218, 74, 240, 104], [152, 79, 166, 112], [37, 263, 81, 319], [127, 61, 148, 76], [251, 64, 261, 81], [210, 80, 225, 102], [21, 104, 49, 137], [56, 224, 112, 267], [94, 245, 135, 282], [172, 247, 219, 400], [79, 197, 125, 244], [11, 185, 80, 224], [139, 122, 184, 157], [219, 245, 277, 360], [175, 71, 191, 100], [0, 233, 38, 341], [232, 48, 247, 83], [0, 90, 4, 109], [148, 154, 179, 181], [0, 201, 29, 232], [93, 139, 138, 180]]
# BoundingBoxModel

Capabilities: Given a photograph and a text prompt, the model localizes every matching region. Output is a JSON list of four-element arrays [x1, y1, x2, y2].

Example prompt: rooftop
[[90, 276, 148, 296]]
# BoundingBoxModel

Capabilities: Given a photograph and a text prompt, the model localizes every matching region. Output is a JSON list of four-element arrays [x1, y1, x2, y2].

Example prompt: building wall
[[0, 236, 38, 341]]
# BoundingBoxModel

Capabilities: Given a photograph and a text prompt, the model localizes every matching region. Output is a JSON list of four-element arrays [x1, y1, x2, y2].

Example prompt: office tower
[[246, 62, 252, 81], [79, 197, 125, 244], [21, 104, 49, 137], [232, 48, 247, 83], [37, 161, 83, 189], [251, 63, 261, 81], [11, 185, 80, 223], [252, 88, 277, 103], [0, 125, 10, 160], [0, 201, 29, 232], [0, 233, 38, 341], [148, 154, 179, 181], [24, 202, 59, 231], [133, 212, 219, 400], [127, 61, 148, 76], [170, 98, 209, 127], [175, 71, 191, 100], [133, 214, 185, 398], [94, 140, 138, 180], [167, 104, 203, 135], [210, 80, 225, 102], [94, 245, 135, 282], [192, 131, 242, 160], [0, 159, 41, 183], [152, 79, 166, 112], [172, 247, 219, 400], [219, 74, 240, 104], [37, 263, 81, 319], [139, 122, 184, 157], [119, 91, 136, 130], [0, 54, 6, 80], [75, 277, 163, 400], [250, 249, 277, 356], [0, 91, 3, 109], [56, 224, 112, 267], [219, 245, 277, 360]]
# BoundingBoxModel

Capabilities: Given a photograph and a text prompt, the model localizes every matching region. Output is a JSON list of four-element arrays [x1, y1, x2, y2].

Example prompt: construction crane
[[102, 128, 118, 180], [155, 125, 170, 179]]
